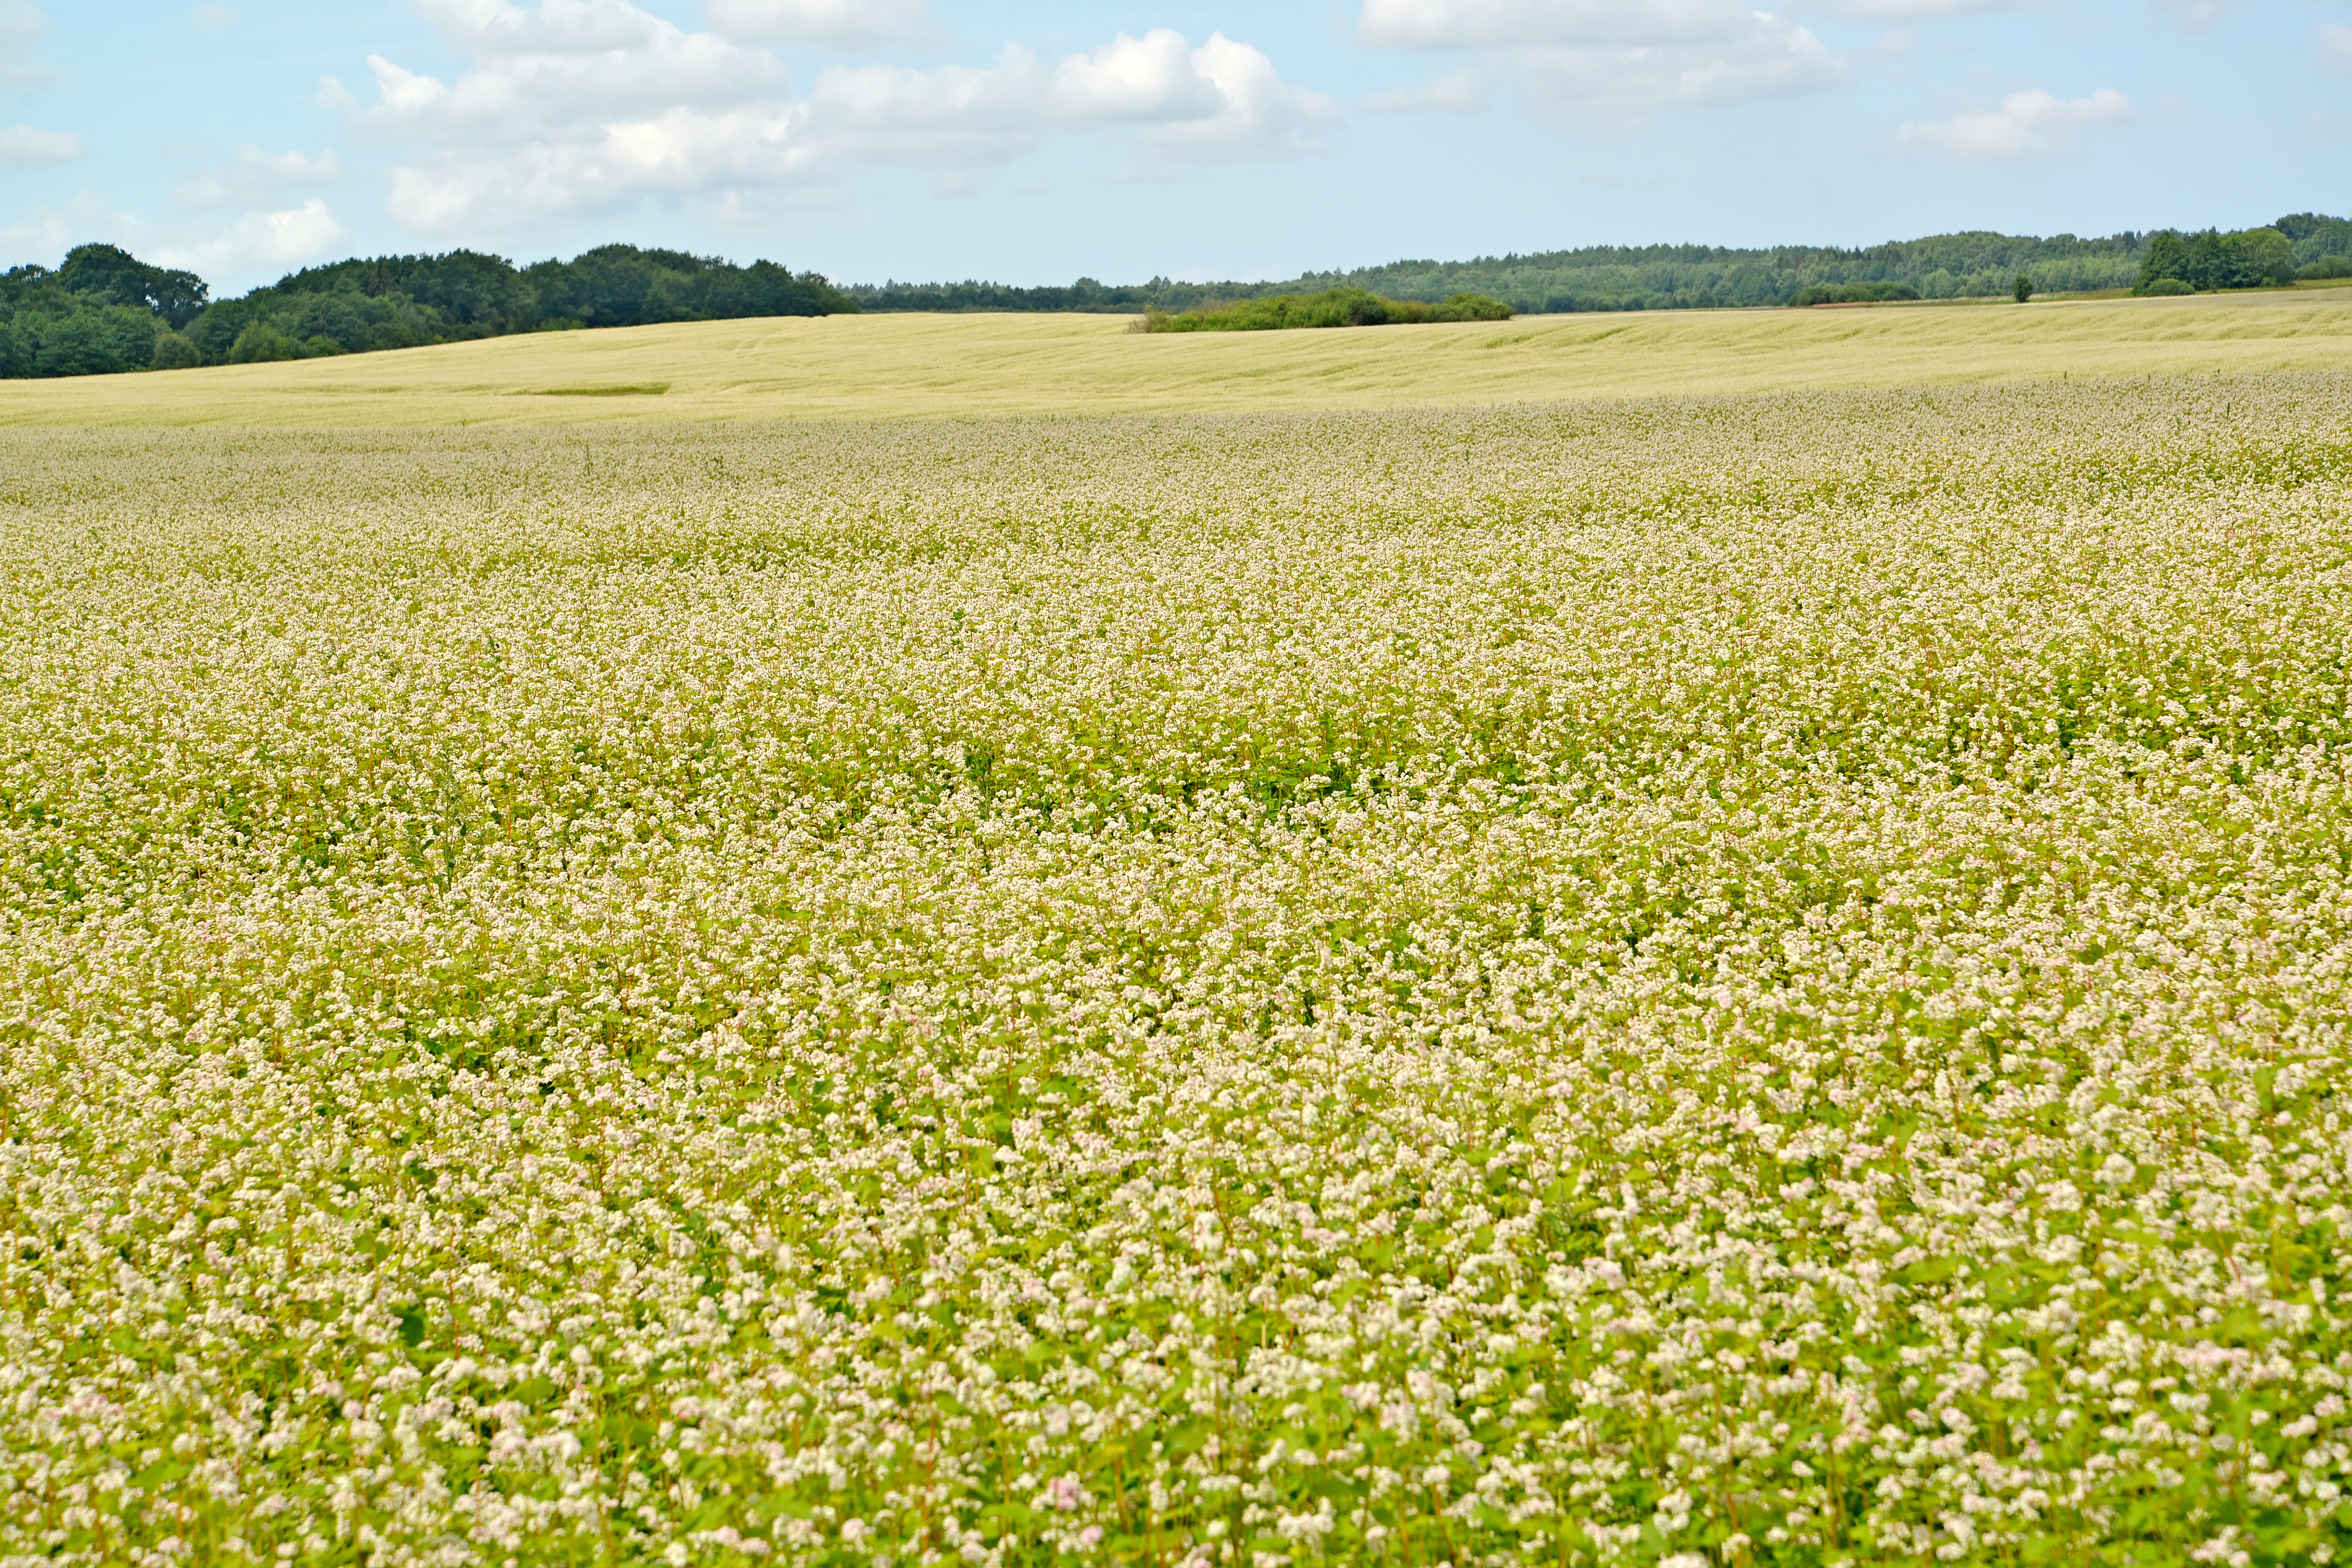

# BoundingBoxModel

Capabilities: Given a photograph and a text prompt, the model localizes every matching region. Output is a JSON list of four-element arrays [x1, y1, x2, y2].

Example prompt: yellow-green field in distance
[[8, 295, 2352, 1568], [2, 284, 2348, 425]]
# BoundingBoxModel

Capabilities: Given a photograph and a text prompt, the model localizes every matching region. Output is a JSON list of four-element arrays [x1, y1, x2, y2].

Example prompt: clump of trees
[[0, 243, 853, 379], [0, 246, 209, 378], [1134, 289, 1511, 332], [2277, 213, 2352, 280], [1792, 281, 1921, 306], [2133, 227, 2298, 295]]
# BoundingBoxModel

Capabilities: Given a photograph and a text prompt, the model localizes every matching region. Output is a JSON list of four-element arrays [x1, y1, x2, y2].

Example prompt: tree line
[[848, 216, 2351, 317], [0, 244, 853, 379], [6, 215, 2346, 380]]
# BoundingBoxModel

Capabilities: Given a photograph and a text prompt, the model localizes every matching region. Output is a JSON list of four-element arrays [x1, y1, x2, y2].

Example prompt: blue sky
[[2, 0, 2346, 292]]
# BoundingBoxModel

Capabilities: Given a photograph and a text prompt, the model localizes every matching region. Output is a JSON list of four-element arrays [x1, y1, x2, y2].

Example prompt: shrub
[[227, 320, 299, 363], [2299, 255, 2352, 280], [301, 335, 347, 358], [1138, 288, 1511, 332], [1428, 291, 1514, 322], [150, 330, 202, 370], [2013, 274, 2033, 303], [2141, 277, 2195, 297], [1793, 281, 1922, 307]]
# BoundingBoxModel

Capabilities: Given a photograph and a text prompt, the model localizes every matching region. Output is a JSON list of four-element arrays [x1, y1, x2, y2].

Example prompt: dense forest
[[0, 244, 852, 379], [851, 215, 2352, 316], [5, 215, 2347, 379]]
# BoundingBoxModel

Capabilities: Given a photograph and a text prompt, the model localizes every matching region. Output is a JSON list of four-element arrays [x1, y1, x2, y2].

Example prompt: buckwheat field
[[8, 372, 2352, 1568]]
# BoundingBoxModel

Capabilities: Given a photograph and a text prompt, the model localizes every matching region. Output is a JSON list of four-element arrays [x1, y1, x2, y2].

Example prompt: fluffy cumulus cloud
[[1358, 0, 1843, 114], [0, 121, 78, 165], [1897, 85, 2128, 156], [152, 199, 348, 276], [358, 0, 1330, 231]]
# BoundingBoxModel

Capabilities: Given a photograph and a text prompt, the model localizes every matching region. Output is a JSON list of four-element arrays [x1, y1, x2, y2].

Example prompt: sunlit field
[[0, 284, 2349, 426], [6, 351, 2352, 1568]]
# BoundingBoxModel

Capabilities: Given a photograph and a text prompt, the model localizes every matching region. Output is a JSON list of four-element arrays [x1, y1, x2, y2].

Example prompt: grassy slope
[[3, 286, 2349, 427]]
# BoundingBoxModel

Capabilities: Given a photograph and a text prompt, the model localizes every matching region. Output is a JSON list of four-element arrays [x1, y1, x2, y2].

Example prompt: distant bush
[[2014, 274, 2033, 303], [227, 321, 299, 364], [1792, 281, 1921, 307], [150, 330, 201, 370], [2299, 255, 2352, 280], [2141, 277, 2195, 297], [1136, 288, 1511, 333]]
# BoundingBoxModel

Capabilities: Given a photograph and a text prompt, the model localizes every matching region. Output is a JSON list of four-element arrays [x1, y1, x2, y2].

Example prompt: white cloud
[[175, 146, 343, 209], [366, 56, 451, 111], [1140, 33, 1336, 153], [0, 121, 77, 165], [705, 0, 928, 45], [0, 0, 56, 90], [362, 1, 1331, 230], [2323, 23, 2352, 74], [191, 4, 239, 28], [1897, 85, 2128, 156], [151, 200, 348, 276], [1357, 0, 1844, 112]]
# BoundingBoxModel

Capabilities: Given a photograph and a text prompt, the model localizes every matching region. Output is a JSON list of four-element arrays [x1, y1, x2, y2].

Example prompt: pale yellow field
[[3, 284, 2348, 425]]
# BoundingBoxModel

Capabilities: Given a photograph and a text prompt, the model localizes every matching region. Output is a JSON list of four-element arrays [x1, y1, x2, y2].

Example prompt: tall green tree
[[56, 243, 210, 327]]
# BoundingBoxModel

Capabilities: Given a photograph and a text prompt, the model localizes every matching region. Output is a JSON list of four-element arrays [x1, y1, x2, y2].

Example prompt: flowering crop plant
[[5, 374, 2352, 1568]]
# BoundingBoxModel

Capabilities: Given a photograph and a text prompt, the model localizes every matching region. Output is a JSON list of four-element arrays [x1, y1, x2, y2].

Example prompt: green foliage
[[2014, 273, 2034, 302], [1138, 287, 1512, 332], [2276, 211, 2352, 266], [859, 230, 2185, 316], [28, 305, 168, 375], [2299, 255, 2352, 281], [227, 320, 299, 364], [149, 330, 201, 370], [856, 217, 2347, 318], [55, 242, 210, 327], [2142, 276, 2195, 297], [1791, 280, 1921, 305], [0, 241, 856, 379], [9, 382, 2352, 1566], [2135, 226, 2301, 294]]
